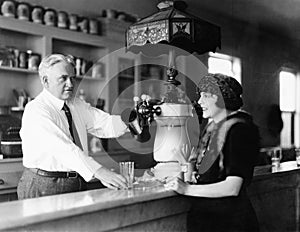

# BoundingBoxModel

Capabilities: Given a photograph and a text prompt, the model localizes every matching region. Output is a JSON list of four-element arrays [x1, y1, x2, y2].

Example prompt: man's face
[[44, 61, 75, 100]]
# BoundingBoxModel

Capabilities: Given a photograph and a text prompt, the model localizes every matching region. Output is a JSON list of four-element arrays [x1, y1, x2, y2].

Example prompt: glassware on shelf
[[92, 62, 104, 79], [89, 18, 99, 35], [28, 52, 40, 71], [0, 46, 15, 67], [69, 14, 78, 31], [31, 5, 44, 24], [75, 57, 82, 76], [44, 8, 57, 27], [17, 2, 31, 21], [1, 0, 16, 18], [295, 148, 300, 167], [57, 11, 68, 29], [13, 48, 19, 67], [18, 51, 28, 69], [78, 17, 89, 33]]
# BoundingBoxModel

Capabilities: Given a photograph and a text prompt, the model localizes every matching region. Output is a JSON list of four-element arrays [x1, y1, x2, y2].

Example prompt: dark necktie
[[62, 103, 83, 150]]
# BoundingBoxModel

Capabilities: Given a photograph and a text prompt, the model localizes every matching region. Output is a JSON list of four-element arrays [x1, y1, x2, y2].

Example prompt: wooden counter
[[249, 161, 300, 232], [0, 185, 189, 231], [0, 161, 299, 231], [0, 158, 23, 202]]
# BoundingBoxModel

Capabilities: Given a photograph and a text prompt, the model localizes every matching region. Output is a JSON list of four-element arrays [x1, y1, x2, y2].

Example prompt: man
[[17, 54, 128, 199]]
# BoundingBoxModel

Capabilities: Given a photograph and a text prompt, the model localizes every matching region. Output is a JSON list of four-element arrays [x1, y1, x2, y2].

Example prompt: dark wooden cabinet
[[249, 162, 300, 232], [0, 190, 17, 202]]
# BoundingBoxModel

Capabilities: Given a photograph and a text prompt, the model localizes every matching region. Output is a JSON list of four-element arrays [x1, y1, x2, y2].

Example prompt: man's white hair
[[38, 54, 75, 79]]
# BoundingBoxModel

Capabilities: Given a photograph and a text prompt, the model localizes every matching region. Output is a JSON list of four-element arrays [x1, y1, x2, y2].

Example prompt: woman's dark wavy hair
[[196, 73, 243, 111]]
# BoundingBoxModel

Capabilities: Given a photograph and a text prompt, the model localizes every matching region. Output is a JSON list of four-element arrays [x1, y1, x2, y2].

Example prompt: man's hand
[[94, 167, 127, 190]]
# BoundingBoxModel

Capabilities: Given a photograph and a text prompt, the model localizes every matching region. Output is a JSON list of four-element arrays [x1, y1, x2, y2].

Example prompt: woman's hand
[[164, 177, 188, 195]]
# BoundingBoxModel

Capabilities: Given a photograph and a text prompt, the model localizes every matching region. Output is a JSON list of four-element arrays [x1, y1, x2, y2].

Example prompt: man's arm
[[21, 105, 127, 189], [78, 100, 129, 138]]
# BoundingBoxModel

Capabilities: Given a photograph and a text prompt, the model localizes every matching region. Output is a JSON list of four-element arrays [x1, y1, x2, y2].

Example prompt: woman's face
[[198, 92, 222, 120]]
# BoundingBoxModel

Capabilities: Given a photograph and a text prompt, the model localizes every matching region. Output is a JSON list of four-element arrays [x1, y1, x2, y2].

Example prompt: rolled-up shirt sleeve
[[79, 100, 128, 138]]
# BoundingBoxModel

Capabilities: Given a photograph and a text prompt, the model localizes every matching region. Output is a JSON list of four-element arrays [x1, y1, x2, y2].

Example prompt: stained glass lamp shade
[[126, 0, 221, 101], [126, 0, 221, 56]]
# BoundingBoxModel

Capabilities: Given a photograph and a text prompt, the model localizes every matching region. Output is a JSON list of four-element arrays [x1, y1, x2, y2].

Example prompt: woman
[[165, 73, 260, 232]]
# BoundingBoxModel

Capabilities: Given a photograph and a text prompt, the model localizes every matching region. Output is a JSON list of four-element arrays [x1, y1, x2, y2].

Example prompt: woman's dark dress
[[187, 111, 260, 232]]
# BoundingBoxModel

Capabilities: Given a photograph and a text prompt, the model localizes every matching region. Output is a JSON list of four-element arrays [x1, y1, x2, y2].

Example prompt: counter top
[[0, 161, 300, 231], [0, 158, 22, 164], [254, 160, 300, 178], [0, 183, 174, 231]]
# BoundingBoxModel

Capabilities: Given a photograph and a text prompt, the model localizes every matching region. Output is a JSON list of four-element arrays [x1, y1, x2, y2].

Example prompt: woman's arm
[[165, 176, 243, 198]]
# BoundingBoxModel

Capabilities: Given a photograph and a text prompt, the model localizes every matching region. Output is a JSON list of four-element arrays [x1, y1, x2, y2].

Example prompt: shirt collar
[[42, 88, 65, 111]]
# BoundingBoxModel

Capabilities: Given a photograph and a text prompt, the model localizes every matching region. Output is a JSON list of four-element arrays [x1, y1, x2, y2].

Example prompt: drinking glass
[[119, 161, 135, 189], [268, 147, 282, 172], [180, 162, 194, 183], [295, 148, 300, 167]]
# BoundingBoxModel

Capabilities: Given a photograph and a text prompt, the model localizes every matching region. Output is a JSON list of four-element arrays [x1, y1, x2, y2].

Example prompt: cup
[[180, 162, 194, 182], [69, 14, 78, 30], [89, 18, 99, 34], [269, 147, 282, 172], [28, 53, 40, 71], [75, 57, 82, 76], [44, 8, 57, 26], [92, 62, 104, 78], [17, 2, 30, 21], [31, 6, 44, 24], [295, 148, 300, 167], [18, 51, 28, 68], [1, 0, 16, 17], [119, 161, 134, 189], [105, 9, 116, 19], [78, 17, 89, 33], [18, 96, 25, 109], [57, 11, 68, 29]]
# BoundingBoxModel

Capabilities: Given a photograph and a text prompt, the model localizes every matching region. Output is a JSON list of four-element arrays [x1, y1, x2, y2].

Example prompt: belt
[[29, 168, 79, 178]]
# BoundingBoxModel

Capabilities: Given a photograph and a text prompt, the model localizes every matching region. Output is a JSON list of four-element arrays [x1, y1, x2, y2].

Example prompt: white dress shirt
[[20, 89, 128, 181]]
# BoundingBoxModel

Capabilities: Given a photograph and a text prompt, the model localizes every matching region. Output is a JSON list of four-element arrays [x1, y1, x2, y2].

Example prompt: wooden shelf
[[0, 67, 106, 81], [0, 66, 38, 74], [0, 16, 121, 47], [76, 75, 105, 81], [0, 11, 147, 153]]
